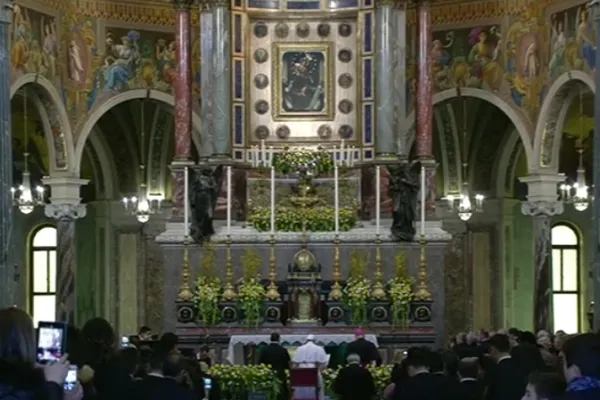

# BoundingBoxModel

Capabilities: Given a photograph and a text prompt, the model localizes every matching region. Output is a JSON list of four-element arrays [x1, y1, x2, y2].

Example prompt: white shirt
[[292, 341, 329, 367], [497, 355, 511, 364]]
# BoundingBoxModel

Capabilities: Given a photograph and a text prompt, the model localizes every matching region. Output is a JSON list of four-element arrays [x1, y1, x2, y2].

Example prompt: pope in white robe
[[291, 334, 329, 400]]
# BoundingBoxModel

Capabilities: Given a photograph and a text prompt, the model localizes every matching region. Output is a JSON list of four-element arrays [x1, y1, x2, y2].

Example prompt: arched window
[[551, 224, 580, 334], [30, 226, 57, 327]]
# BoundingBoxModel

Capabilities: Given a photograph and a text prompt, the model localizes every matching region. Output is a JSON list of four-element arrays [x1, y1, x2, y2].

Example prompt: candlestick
[[226, 166, 232, 235], [270, 167, 276, 234], [265, 235, 280, 301], [375, 166, 380, 235], [184, 167, 189, 237], [370, 235, 386, 300], [261, 140, 266, 166], [420, 165, 425, 236], [222, 236, 237, 301], [328, 236, 343, 301], [177, 241, 193, 301], [334, 165, 339, 234]]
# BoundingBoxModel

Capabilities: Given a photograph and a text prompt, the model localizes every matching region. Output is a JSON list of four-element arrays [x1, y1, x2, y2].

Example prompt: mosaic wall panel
[[249, 20, 358, 144]]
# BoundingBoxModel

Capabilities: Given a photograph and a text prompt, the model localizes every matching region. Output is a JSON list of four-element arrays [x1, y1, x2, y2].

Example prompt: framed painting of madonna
[[272, 43, 334, 121]]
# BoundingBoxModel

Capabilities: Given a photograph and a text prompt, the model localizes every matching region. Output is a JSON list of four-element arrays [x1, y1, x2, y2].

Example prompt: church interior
[[2, 0, 599, 362]]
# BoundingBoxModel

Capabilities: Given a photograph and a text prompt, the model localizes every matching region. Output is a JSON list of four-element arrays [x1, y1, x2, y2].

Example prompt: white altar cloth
[[227, 334, 378, 364]]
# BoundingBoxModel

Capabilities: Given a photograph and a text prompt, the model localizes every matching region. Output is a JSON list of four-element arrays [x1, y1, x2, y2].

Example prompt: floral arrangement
[[237, 248, 266, 327], [248, 206, 356, 232], [388, 250, 414, 327], [208, 364, 281, 400], [192, 243, 221, 325], [193, 276, 221, 325], [342, 250, 371, 324], [272, 147, 334, 176]]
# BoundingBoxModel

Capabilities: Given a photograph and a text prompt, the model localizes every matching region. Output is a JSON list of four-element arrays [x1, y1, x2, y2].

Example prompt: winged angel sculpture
[[388, 161, 422, 242]]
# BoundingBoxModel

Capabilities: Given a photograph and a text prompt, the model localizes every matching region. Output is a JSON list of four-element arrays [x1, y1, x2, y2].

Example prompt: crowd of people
[[1, 304, 600, 400], [0, 307, 218, 400]]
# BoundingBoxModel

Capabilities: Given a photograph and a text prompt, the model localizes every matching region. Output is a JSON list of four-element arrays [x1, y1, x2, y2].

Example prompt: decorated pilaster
[[42, 177, 88, 324], [520, 173, 564, 332], [392, 0, 407, 160], [590, 0, 600, 331], [375, 0, 395, 159], [211, 0, 231, 158], [199, 0, 214, 159], [414, 0, 436, 217], [171, 0, 194, 220], [0, 1, 14, 308]]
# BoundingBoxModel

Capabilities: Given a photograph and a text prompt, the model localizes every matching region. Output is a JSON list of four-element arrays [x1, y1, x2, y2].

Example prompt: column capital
[[0, 1, 13, 24], [45, 203, 86, 220], [173, 0, 195, 9], [519, 172, 564, 203], [376, 0, 397, 7], [42, 176, 89, 205], [205, 0, 229, 8], [521, 201, 563, 217]]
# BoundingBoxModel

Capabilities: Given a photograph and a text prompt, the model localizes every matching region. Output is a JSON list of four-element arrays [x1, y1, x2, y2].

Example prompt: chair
[[290, 368, 319, 400]]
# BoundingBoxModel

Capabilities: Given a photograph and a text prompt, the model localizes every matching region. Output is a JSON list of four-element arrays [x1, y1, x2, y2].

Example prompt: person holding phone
[[0, 308, 83, 400]]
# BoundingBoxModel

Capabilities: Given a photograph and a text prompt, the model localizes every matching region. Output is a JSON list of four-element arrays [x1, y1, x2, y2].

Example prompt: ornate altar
[[286, 245, 322, 325]]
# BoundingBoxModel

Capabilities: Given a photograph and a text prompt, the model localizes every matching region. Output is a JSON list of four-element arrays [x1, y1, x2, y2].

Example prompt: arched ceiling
[[426, 96, 515, 198], [559, 91, 594, 184]]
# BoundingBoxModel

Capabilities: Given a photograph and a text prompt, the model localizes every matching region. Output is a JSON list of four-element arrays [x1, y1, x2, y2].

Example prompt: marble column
[[171, 0, 194, 220], [375, 0, 395, 159], [392, 2, 407, 160], [0, 2, 14, 308], [45, 204, 86, 324], [591, 0, 600, 331], [199, 1, 214, 160], [521, 201, 563, 332], [414, 0, 435, 217], [211, 0, 231, 158]]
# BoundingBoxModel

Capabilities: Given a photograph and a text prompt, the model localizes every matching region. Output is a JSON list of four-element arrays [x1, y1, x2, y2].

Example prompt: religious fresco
[[11, 105, 49, 184], [504, 7, 548, 114], [10, 5, 59, 82], [430, 25, 503, 91], [61, 14, 99, 121], [86, 27, 176, 108], [548, 4, 595, 80]]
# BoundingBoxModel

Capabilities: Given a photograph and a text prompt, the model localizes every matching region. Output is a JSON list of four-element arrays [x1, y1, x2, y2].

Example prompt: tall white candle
[[261, 140, 266, 166], [184, 167, 189, 237], [226, 166, 232, 235], [375, 166, 380, 235], [270, 167, 275, 234], [334, 165, 339, 234], [420, 166, 426, 236]]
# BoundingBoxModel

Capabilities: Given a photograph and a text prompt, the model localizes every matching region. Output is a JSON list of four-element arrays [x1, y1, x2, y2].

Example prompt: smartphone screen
[[36, 322, 67, 364], [120, 336, 130, 348], [64, 365, 77, 391], [203, 377, 212, 390]]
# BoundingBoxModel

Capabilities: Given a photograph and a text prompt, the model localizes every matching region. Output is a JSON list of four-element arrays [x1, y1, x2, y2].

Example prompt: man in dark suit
[[456, 357, 484, 400], [333, 354, 376, 400], [259, 332, 291, 400], [136, 351, 196, 400], [558, 333, 600, 400], [392, 346, 445, 400], [429, 350, 460, 397], [345, 328, 381, 366], [486, 334, 526, 400]]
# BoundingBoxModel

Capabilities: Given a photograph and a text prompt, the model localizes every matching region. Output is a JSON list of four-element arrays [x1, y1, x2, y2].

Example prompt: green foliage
[[248, 206, 356, 232], [272, 148, 334, 176]]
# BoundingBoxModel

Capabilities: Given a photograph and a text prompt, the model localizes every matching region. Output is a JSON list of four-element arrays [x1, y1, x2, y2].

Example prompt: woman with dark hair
[[0, 307, 78, 400]]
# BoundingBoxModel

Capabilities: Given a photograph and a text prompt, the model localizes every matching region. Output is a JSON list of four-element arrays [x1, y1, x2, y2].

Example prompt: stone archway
[[10, 74, 75, 174], [533, 71, 595, 171], [404, 87, 535, 171], [74, 90, 202, 175]]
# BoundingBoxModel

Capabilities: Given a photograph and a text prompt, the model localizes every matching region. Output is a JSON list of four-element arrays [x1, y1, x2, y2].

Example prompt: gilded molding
[[173, 0, 195, 8]]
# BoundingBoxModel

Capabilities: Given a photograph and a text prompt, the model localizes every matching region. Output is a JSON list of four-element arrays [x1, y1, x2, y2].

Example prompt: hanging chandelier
[[11, 88, 45, 214], [558, 87, 590, 212], [444, 88, 484, 221], [121, 99, 163, 223]]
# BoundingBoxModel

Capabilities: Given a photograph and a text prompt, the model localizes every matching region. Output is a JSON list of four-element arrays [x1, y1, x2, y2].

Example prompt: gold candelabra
[[414, 234, 432, 301], [328, 236, 343, 301], [265, 235, 280, 301], [221, 235, 237, 301], [370, 235, 387, 300], [177, 237, 193, 302]]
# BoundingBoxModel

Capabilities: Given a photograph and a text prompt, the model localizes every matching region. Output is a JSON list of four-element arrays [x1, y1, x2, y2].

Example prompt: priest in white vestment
[[291, 334, 329, 400]]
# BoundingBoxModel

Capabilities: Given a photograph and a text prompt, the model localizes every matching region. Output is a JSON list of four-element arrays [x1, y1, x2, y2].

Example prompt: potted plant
[[387, 250, 414, 328], [192, 243, 221, 326], [238, 248, 266, 327], [342, 250, 371, 325]]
